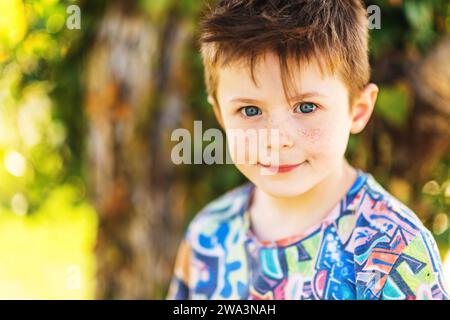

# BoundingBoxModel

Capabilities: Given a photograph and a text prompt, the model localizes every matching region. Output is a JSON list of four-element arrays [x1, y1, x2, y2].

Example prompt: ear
[[350, 83, 379, 134], [208, 95, 225, 129]]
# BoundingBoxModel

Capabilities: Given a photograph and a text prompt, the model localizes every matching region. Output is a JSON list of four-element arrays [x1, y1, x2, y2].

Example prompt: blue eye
[[295, 102, 317, 114], [240, 106, 262, 117]]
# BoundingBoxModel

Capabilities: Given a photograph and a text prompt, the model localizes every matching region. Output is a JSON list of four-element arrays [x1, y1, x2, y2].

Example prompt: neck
[[249, 159, 357, 241]]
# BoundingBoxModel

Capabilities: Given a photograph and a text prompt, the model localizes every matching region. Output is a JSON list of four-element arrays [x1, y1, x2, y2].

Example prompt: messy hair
[[199, 0, 370, 107]]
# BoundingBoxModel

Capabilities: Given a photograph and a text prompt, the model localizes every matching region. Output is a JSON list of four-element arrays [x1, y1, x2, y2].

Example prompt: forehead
[[216, 52, 344, 103]]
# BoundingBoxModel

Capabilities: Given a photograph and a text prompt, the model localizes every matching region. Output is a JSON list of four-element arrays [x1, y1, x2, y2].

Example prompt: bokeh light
[[4, 151, 27, 177]]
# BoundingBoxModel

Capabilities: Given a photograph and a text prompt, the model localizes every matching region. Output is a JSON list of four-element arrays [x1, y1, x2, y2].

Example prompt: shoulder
[[349, 173, 447, 299], [352, 173, 428, 251], [183, 182, 252, 250]]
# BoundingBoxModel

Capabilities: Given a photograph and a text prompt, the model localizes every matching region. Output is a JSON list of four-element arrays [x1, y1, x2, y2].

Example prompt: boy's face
[[212, 52, 377, 198]]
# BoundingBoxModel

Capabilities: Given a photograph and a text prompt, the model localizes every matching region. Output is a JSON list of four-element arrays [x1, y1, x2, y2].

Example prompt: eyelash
[[238, 102, 319, 118]]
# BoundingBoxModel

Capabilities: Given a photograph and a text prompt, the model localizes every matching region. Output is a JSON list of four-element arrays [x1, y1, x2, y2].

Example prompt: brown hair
[[199, 0, 370, 107]]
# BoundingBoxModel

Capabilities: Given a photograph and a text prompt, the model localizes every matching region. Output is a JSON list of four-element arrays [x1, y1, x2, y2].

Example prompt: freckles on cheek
[[297, 127, 342, 155], [298, 128, 329, 146], [298, 128, 323, 142]]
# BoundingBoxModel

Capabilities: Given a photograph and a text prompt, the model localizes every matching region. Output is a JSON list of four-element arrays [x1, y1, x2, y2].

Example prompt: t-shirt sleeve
[[166, 233, 193, 300], [380, 229, 449, 300]]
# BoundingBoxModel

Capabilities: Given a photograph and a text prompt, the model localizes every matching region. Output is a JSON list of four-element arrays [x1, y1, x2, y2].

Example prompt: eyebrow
[[228, 92, 328, 104]]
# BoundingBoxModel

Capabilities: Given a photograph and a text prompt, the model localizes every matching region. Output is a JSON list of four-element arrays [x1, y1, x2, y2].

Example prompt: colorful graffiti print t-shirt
[[167, 169, 449, 300]]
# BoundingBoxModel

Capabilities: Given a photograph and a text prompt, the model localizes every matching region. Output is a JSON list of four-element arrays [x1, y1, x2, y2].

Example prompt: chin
[[255, 178, 316, 198]]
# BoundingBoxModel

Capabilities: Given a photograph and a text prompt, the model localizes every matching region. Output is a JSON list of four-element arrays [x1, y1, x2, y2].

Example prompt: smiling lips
[[258, 161, 304, 173]]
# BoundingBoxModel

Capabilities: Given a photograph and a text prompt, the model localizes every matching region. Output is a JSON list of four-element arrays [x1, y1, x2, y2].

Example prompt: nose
[[265, 115, 295, 150]]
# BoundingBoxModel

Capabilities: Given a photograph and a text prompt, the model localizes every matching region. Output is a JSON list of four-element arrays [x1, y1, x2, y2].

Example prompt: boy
[[167, 0, 449, 300]]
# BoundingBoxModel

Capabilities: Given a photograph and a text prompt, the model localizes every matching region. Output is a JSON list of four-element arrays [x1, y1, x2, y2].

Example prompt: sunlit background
[[0, 0, 96, 299], [0, 0, 449, 299]]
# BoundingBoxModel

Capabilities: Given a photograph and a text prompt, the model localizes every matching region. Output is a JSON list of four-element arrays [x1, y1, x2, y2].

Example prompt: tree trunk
[[84, 1, 193, 299]]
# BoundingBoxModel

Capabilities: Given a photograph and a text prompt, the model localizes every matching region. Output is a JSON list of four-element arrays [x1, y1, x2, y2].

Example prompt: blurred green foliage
[[375, 83, 411, 128], [0, 0, 98, 298], [0, 184, 97, 299]]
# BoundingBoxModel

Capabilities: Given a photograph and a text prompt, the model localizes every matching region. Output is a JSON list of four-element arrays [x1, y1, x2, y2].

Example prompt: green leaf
[[375, 84, 411, 128]]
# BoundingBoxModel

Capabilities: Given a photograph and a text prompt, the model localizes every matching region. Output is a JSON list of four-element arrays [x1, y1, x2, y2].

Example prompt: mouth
[[258, 161, 306, 173]]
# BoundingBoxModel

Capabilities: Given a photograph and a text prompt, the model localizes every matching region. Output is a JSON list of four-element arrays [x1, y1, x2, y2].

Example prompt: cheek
[[297, 123, 349, 156], [298, 128, 325, 144]]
